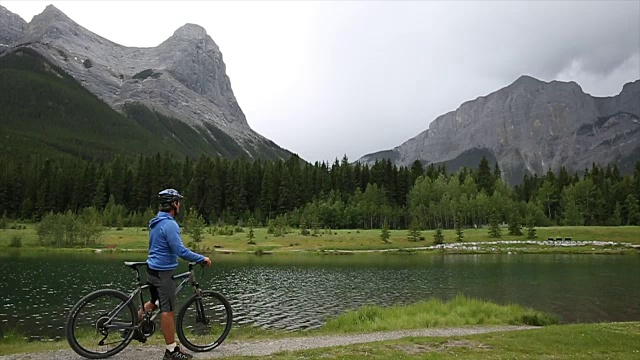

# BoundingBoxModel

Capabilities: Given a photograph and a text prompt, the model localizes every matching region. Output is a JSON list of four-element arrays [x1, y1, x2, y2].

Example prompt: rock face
[[0, 5, 291, 160], [359, 75, 640, 183], [0, 5, 27, 47]]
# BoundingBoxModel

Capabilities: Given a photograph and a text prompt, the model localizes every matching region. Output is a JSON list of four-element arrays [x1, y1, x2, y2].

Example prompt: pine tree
[[609, 202, 622, 226], [410, 160, 424, 184], [455, 212, 464, 242], [476, 156, 494, 195], [380, 221, 391, 243], [407, 216, 421, 242], [299, 215, 309, 236], [247, 217, 256, 244], [526, 215, 537, 239], [488, 207, 502, 238], [507, 206, 523, 236], [184, 208, 206, 243], [625, 195, 640, 225], [433, 226, 445, 245]]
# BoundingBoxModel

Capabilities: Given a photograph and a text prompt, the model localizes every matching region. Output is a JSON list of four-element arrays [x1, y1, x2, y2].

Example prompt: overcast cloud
[[4, 1, 639, 163]]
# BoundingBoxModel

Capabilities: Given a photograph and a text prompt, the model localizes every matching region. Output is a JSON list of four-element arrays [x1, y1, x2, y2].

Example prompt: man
[[142, 189, 211, 360]]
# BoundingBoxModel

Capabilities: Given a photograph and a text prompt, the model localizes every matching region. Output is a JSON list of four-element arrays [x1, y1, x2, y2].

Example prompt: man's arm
[[166, 222, 205, 263]]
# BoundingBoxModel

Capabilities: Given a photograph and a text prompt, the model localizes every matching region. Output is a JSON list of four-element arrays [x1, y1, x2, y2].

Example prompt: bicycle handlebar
[[188, 261, 206, 271]]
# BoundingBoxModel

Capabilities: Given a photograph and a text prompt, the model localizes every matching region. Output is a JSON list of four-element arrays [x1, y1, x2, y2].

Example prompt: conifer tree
[[455, 212, 464, 242], [407, 216, 421, 242], [380, 221, 391, 243], [433, 226, 445, 245]]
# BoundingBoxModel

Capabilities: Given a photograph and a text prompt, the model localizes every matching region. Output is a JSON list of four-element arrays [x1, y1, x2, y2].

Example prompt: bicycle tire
[[65, 289, 136, 359], [176, 290, 233, 352]]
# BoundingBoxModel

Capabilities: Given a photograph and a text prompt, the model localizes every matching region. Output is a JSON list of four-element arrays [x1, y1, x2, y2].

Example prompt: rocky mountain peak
[[511, 74, 544, 86], [0, 4, 291, 160], [171, 23, 208, 40], [0, 5, 27, 46], [359, 76, 640, 183], [30, 5, 73, 27]]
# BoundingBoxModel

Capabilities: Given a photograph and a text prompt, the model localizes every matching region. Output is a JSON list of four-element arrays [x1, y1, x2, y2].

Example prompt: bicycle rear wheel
[[65, 289, 136, 359], [177, 290, 233, 352]]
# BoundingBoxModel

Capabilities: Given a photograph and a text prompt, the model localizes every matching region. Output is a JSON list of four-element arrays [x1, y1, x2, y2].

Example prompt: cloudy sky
[[4, 1, 640, 163]]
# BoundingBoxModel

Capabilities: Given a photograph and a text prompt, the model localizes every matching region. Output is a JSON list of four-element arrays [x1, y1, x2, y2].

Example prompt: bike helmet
[[158, 188, 184, 212]]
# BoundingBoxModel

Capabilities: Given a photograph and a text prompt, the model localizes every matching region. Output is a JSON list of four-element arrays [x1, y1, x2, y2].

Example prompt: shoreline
[[3, 240, 638, 256]]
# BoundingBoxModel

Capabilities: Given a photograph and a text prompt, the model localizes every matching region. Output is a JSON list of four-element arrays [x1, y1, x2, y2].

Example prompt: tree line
[[0, 153, 638, 230]]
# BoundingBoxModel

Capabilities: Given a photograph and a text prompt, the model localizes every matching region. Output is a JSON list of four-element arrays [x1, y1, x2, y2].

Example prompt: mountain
[[0, 5, 26, 48], [0, 5, 291, 161], [358, 75, 640, 183], [0, 47, 249, 161]]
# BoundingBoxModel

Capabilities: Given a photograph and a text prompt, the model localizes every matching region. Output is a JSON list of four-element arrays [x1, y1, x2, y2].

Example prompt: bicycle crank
[[141, 319, 157, 337]]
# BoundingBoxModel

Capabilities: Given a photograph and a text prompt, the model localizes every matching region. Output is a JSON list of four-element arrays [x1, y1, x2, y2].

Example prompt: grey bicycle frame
[[105, 264, 202, 331]]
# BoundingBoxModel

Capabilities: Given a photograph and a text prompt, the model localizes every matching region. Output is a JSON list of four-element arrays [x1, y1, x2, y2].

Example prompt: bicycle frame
[[104, 263, 202, 332]]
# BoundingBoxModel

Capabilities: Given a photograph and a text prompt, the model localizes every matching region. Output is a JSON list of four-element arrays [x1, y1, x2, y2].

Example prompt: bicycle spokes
[[66, 290, 136, 358], [177, 291, 233, 352]]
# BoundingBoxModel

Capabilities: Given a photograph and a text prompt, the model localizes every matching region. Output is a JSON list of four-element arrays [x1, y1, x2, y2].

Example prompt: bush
[[9, 235, 22, 248], [83, 59, 93, 68], [37, 209, 103, 247]]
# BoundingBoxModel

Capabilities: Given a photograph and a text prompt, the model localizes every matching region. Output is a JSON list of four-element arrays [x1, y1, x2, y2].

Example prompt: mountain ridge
[[359, 76, 640, 183], [0, 4, 292, 161]]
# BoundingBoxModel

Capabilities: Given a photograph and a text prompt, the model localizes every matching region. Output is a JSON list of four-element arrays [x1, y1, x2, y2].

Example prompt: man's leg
[[161, 311, 176, 344], [149, 269, 192, 359], [139, 301, 157, 321]]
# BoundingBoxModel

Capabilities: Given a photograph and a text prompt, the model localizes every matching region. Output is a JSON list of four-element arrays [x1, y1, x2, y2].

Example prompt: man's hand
[[202, 257, 212, 266]]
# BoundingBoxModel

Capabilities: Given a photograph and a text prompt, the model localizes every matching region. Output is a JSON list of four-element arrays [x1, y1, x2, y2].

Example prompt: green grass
[[319, 296, 558, 334], [0, 225, 638, 254], [0, 296, 557, 356], [222, 322, 640, 360]]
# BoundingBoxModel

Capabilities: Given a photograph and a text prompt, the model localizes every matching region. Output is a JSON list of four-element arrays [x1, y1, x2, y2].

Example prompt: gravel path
[[0, 325, 538, 359]]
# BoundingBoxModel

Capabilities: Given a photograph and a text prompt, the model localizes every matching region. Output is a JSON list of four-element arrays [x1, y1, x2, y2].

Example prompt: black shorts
[[146, 268, 176, 313]]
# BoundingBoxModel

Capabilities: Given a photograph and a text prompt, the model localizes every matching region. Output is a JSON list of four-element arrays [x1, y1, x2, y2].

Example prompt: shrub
[[83, 59, 93, 68], [9, 235, 22, 248]]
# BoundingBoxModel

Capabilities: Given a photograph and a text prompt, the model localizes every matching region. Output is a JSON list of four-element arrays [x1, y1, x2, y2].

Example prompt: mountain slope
[[0, 5, 292, 161], [0, 48, 249, 160], [359, 76, 640, 183]]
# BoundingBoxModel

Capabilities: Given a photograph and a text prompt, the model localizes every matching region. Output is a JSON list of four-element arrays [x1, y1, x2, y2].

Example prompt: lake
[[0, 251, 639, 340]]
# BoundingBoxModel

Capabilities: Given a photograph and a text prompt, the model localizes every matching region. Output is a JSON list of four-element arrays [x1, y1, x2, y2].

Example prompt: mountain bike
[[65, 261, 233, 359]]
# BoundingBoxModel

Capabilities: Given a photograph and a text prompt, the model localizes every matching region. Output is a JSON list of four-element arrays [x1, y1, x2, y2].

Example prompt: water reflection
[[0, 252, 639, 339]]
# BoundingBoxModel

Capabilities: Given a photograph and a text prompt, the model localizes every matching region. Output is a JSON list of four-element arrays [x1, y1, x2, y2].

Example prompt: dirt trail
[[0, 325, 539, 359]]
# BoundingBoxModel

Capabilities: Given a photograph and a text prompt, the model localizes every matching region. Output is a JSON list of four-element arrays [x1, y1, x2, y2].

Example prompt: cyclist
[[141, 188, 212, 360]]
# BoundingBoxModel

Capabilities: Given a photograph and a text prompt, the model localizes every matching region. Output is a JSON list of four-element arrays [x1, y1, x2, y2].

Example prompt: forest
[[1, 153, 638, 232]]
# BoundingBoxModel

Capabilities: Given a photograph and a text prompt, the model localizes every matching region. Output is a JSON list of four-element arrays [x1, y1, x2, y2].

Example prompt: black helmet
[[158, 188, 184, 211]]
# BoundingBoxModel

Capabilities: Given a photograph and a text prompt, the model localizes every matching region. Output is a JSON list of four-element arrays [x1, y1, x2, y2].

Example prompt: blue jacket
[[147, 212, 204, 271]]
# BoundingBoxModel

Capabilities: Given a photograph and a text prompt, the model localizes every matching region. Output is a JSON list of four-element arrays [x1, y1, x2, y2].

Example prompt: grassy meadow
[[0, 224, 638, 254]]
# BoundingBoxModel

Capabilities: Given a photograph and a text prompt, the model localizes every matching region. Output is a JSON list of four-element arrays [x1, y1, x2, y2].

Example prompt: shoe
[[163, 345, 193, 360]]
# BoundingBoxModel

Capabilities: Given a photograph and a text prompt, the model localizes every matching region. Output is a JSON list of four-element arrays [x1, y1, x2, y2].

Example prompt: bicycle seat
[[124, 261, 147, 269]]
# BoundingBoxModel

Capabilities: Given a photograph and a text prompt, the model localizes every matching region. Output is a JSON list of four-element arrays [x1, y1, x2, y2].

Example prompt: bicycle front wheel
[[65, 289, 136, 359], [177, 290, 233, 352]]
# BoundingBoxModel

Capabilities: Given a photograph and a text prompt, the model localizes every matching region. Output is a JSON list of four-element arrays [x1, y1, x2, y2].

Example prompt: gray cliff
[[0, 5, 27, 48], [359, 75, 640, 183]]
